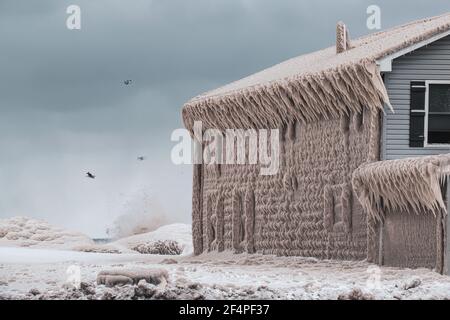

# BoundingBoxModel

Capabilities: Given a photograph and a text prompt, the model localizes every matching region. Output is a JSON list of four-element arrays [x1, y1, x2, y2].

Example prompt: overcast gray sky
[[0, 0, 448, 236]]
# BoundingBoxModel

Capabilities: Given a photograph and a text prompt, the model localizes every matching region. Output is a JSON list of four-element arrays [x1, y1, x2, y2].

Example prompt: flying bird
[[137, 156, 145, 161], [124, 80, 132, 85], [86, 172, 96, 179]]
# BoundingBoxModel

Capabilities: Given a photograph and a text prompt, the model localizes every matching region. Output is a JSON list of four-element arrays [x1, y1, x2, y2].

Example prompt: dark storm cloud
[[0, 0, 448, 235]]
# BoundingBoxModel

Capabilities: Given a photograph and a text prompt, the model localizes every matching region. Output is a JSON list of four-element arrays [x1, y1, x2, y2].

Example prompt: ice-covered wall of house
[[192, 108, 380, 260]]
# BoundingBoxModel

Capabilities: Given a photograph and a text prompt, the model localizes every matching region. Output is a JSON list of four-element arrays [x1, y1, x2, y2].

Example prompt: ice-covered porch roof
[[352, 154, 450, 221], [182, 12, 450, 131]]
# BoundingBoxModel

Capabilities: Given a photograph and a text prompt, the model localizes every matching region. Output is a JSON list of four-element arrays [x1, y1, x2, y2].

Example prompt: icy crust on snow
[[0, 217, 94, 250]]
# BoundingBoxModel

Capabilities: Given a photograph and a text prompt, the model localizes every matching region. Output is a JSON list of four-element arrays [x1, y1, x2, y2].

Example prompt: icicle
[[182, 59, 389, 132]]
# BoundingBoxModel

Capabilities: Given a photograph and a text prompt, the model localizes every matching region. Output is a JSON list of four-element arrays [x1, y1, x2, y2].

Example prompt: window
[[426, 83, 450, 145], [409, 81, 450, 147]]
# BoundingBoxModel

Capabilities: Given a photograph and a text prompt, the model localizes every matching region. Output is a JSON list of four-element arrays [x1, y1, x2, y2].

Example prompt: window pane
[[428, 114, 450, 144], [429, 84, 450, 113]]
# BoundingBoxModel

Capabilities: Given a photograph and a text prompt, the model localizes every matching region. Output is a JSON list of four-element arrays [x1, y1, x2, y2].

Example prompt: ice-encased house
[[181, 13, 450, 273]]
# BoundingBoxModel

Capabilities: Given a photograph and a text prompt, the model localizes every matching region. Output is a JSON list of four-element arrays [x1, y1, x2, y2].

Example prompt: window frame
[[424, 80, 450, 148]]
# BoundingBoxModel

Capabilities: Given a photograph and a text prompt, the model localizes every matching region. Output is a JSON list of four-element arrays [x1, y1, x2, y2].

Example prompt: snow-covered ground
[[1, 217, 450, 300], [2, 247, 450, 300]]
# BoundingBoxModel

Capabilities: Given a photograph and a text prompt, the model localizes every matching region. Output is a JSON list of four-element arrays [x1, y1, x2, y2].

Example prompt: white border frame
[[424, 80, 450, 148]]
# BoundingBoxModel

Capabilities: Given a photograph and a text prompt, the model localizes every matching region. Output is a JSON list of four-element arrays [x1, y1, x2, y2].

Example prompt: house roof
[[182, 12, 450, 131], [352, 154, 450, 221]]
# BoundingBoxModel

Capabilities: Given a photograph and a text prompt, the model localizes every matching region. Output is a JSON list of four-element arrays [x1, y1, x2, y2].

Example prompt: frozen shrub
[[132, 240, 182, 255]]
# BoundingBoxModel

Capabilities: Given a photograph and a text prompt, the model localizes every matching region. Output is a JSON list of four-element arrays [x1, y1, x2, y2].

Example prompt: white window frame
[[424, 80, 450, 148]]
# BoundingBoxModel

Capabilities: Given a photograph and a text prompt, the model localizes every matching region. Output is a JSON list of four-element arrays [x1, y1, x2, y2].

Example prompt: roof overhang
[[377, 29, 450, 72], [352, 153, 450, 221]]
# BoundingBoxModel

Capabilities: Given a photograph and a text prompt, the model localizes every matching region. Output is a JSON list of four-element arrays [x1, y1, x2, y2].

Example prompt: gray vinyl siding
[[382, 35, 450, 160]]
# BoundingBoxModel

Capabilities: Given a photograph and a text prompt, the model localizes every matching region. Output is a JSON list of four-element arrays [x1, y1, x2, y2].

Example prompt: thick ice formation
[[183, 59, 388, 131], [0, 216, 94, 250], [353, 154, 450, 222]]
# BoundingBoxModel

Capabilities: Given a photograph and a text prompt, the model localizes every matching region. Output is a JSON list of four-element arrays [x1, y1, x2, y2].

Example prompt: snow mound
[[0, 217, 94, 250], [113, 223, 192, 255]]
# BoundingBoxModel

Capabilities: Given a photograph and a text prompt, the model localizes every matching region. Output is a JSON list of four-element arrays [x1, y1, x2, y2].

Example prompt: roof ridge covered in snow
[[182, 12, 450, 131]]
